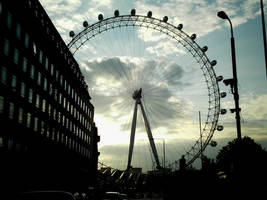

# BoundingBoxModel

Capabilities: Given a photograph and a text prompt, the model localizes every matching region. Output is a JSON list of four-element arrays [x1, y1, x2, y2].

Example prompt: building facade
[[0, 0, 99, 192]]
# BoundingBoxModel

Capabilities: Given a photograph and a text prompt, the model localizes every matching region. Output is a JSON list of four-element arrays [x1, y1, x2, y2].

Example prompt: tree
[[216, 136, 267, 179]]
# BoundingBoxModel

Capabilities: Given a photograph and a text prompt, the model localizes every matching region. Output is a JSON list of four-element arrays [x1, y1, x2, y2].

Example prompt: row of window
[[0, 0, 96, 159], [0, 95, 92, 158], [1, 136, 92, 160], [2, 35, 92, 118], [0, 65, 93, 140], [1, 0, 87, 89], [0, 60, 92, 128], [1, 0, 90, 113]]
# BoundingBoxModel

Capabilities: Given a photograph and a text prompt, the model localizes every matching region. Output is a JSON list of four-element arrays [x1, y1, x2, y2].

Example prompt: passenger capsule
[[190, 34, 196, 40], [217, 125, 224, 131], [220, 92, 227, 98], [131, 9, 136, 16], [210, 60, 217, 66], [210, 140, 217, 147], [216, 75, 223, 82], [98, 14, 104, 21], [220, 109, 227, 115], [147, 11, 152, 18], [83, 21, 88, 28], [163, 16, 168, 22], [177, 24, 183, 30], [69, 31, 75, 38], [202, 46, 208, 52], [114, 10, 119, 17]]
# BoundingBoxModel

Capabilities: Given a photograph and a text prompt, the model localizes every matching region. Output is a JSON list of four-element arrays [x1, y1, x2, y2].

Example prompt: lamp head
[[217, 11, 229, 20]]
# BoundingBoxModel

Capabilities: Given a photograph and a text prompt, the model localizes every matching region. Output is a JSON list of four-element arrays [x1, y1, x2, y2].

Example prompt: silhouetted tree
[[216, 136, 267, 187]]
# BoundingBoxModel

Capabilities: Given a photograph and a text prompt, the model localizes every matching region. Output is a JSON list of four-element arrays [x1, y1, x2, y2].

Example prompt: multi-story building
[[0, 0, 100, 192]]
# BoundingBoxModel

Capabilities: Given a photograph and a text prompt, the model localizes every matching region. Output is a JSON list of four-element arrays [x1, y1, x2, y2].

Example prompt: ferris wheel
[[67, 9, 225, 171]]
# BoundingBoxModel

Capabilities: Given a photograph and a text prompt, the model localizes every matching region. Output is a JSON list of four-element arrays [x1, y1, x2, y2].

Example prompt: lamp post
[[260, 0, 267, 78], [217, 11, 242, 140]]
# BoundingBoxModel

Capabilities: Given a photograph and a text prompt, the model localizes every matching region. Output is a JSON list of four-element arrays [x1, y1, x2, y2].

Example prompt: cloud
[[134, 0, 261, 37], [98, 139, 197, 171], [146, 40, 186, 57], [38, 0, 267, 170], [80, 56, 203, 141], [39, 0, 262, 46], [214, 93, 267, 144]]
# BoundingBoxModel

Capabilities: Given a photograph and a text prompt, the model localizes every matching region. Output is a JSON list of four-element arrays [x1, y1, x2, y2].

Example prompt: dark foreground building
[[0, 0, 100, 194]]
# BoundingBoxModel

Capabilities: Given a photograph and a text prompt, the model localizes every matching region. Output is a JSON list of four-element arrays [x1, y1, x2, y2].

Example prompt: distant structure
[[0, 0, 100, 192], [179, 155, 186, 171]]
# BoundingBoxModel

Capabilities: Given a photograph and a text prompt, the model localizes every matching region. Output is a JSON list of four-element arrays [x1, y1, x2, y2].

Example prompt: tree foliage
[[216, 136, 267, 176]]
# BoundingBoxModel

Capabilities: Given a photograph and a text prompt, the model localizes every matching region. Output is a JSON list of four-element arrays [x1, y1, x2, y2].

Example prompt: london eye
[[67, 10, 224, 171]]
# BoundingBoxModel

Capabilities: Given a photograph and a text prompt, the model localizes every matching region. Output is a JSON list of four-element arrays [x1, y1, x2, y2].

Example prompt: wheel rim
[[67, 12, 221, 170]]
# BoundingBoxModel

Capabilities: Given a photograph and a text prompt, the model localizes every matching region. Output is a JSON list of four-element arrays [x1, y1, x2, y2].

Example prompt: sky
[[39, 0, 267, 171]]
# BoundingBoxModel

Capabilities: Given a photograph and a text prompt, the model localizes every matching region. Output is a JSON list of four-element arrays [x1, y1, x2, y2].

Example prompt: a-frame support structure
[[127, 88, 161, 170]]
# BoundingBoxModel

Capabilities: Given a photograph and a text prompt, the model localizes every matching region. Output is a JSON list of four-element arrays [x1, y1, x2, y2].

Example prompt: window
[[34, 117, 38, 131], [60, 75, 63, 86], [64, 80, 67, 91], [37, 72, 41, 86], [8, 139, 13, 150], [49, 83, 53, 96], [26, 113, 31, 128], [70, 104, 73, 115], [22, 57, 27, 72], [66, 118, 69, 129], [18, 108, 23, 124], [16, 23, 21, 39], [58, 111, 61, 124], [36, 94, 40, 108], [63, 97, 66, 108], [11, 75, 17, 91], [14, 48, 19, 64], [39, 50, 43, 63], [68, 85, 71, 95], [30, 65, 35, 79], [62, 115, 65, 126], [42, 99, 46, 112], [28, 88, 33, 103], [53, 108, 56, 120], [59, 93, 62, 104], [20, 82, 26, 97], [50, 64, 54, 76], [4, 38, 10, 56], [48, 104, 51, 116], [51, 128, 55, 140], [41, 121, 45, 135], [7, 12, 12, 29], [45, 57, 49, 70], [8, 102, 15, 119], [1, 66, 7, 85], [0, 96, 4, 114], [0, 2, 2, 15], [54, 88, 57, 101], [0, 137, 3, 148], [43, 78, 47, 91], [25, 33, 30, 48], [69, 121, 72, 131], [33, 42, 37, 55], [55, 70, 59, 81]]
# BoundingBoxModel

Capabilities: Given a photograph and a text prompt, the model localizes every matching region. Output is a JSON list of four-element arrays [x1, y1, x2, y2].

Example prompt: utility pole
[[260, 0, 267, 78]]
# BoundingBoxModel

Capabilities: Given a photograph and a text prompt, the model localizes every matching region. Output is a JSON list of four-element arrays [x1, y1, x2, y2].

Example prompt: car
[[15, 190, 76, 200], [119, 193, 128, 200], [102, 191, 128, 200]]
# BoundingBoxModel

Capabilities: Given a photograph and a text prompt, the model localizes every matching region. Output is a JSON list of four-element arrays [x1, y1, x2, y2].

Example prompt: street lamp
[[217, 11, 242, 140]]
